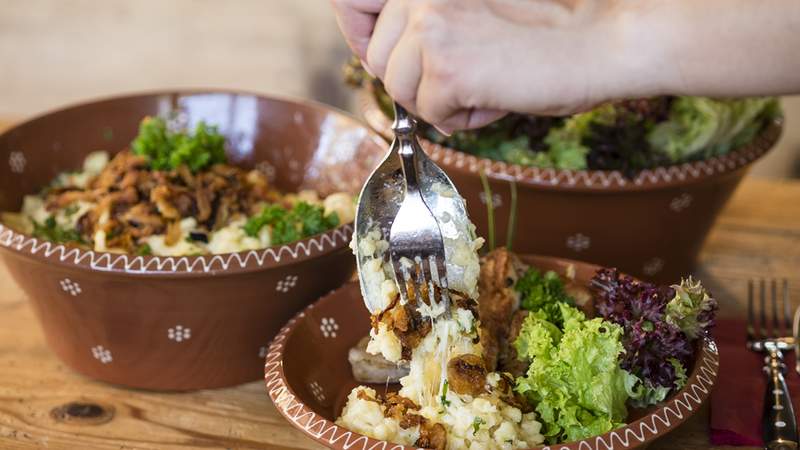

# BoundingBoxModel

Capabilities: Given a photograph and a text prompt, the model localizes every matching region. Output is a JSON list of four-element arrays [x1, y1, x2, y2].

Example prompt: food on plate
[[345, 57, 779, 174], [341, 242, 717, 447], [591, 270, 717, 408], [0, 116, 354, 256], [340, 219, 545, 450], [349, 336, 409, 384]]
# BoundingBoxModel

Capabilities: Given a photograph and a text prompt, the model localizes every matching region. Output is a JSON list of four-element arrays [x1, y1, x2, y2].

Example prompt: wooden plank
[[1, 113, 795, 449]]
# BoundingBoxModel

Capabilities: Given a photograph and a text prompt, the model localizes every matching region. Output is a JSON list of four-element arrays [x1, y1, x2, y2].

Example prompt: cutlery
[[387, 103, 449, 310], [353, 101, 471, 315], [747, 278, 799, 449]]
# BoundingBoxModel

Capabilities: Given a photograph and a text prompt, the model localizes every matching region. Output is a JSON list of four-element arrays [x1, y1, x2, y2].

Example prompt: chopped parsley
[[32, 216, 83, 244], [440, 379, 451, 407], [131, 116, 227, 172], [472, 417, 485, 434], [135, 244, 152, 256], [243, 201, 339, 245], [63, 204, 80, 217], [516, 268, 574, 328]]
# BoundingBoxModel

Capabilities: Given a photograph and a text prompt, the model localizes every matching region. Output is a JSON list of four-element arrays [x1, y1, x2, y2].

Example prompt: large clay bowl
[[0, 90, 388, 390], [265, 254, 719, 450], [358, 88, 781, 283]]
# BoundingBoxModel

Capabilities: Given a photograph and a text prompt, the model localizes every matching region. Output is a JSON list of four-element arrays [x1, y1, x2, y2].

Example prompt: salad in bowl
[[344, 57, 782, 282], [346, 57, 778, 175]]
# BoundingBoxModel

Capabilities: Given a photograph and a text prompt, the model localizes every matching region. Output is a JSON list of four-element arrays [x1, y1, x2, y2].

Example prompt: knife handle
[[764, 350, 799, 450]]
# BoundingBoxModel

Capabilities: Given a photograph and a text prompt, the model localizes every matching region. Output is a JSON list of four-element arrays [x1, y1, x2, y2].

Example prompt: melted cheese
[[340, 195, 544, 449]]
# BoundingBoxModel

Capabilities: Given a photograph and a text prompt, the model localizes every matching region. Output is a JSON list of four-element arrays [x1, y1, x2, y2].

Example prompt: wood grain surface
[[1, 118, 798, 449]]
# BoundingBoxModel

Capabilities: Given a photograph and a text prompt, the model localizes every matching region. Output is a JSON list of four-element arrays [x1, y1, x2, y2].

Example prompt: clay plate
[[0, 90, 388, 390], [265, 254, 719, 450]]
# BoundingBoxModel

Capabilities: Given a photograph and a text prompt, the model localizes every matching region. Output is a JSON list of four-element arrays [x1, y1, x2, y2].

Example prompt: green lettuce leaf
[[514, 303, 630, 443], [626, 358, 687, 408], [647, 97, 777, 162], [539, 103, 622, 170], [514, 310, 562, 361], [665, 277, 718, 339]]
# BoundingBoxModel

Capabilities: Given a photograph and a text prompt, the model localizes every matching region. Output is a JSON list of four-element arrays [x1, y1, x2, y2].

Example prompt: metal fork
[[354, 101, 470, 316], [747, 279, 799, 449], [388, 104, 449, 311]]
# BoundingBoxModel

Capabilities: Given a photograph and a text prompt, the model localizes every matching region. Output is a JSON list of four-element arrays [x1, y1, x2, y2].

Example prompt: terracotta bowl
[[358, 88, 782, 283], [0, 90, 388, 390], [265, 255, 719, 450]]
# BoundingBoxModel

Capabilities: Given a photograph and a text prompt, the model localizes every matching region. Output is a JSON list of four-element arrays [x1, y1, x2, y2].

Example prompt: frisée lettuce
[[514, 303, 634, 443]]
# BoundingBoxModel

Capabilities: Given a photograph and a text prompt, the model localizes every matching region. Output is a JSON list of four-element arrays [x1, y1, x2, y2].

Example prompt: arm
[[331, 0, 800, 131], [637, 0, 800, 98]]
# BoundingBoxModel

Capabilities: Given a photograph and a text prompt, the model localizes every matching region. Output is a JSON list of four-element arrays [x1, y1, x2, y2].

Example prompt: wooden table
[[1, 118, 799, 450]]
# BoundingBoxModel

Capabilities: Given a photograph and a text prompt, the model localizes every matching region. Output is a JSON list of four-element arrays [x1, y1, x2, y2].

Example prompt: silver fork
[[388, 104, 449, 310], [747, 279, 799, 449], [354, 100, 470, 316]]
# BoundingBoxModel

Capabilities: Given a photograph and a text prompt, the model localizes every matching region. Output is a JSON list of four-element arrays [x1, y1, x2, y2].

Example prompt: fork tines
[[392, 255, 449, 312], [747, 278, 792, 344]]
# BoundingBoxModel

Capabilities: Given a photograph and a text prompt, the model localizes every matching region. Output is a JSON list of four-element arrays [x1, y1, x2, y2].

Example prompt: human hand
[[331, 0, 657, 132]]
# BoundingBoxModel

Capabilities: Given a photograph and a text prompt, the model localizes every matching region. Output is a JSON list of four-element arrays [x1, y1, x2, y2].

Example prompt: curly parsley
[[131, 116, 227, 172], [32, 216, 83, 244], [243, 201, 339, 245]]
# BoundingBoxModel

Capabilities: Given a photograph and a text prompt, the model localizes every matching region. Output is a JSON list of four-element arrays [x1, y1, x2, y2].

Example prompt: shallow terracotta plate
[[265, 254, 719, 450]]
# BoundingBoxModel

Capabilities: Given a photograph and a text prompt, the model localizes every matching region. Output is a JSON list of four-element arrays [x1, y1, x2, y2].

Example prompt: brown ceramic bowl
[[358, 88, 782, 283], [0, 90, 388, 390], [265, 254, 719, 450]]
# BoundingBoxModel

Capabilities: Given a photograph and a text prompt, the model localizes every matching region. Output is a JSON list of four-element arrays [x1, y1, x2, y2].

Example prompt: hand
[[331, 0, 800, 133], [331, 0, 650, 132]]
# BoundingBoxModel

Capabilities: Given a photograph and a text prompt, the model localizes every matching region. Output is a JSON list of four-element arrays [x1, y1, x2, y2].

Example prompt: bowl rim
[[0, 89, 387, 276], [357, 87, 782, 192], [264, 254, 720, 450]]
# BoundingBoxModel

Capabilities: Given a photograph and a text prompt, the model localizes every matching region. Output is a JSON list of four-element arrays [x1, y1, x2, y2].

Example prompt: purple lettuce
[[591, 268, 693, 390]]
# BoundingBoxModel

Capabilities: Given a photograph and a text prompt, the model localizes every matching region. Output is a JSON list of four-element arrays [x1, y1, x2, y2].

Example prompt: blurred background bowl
[[358, 87, 782, 282], [265, 254, 718, 450], [0, 90, 387, 390]]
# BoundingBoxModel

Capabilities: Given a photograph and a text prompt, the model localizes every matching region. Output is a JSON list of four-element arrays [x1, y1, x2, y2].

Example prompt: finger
[[436, 109, 507, 134], [415, 70, 457, 126], [382, 31, 422, 111], [330, 0, 387, 61], [365, 0, 408, 80]]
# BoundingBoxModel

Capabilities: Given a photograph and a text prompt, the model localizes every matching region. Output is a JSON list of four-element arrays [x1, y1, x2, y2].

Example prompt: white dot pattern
[[566, 233, 591, 252], [60, 278, 82, 296], [167, 325, 192, 342], [320, 317, 339, 338], [643, 258, 665, 276], [91, 345, 112, 364], [309, 380, 326, 402], [276, 275, 299, 293], [8, 151, 26, 174], [478, 192, 503, 209], [670, 193, 693, 212]]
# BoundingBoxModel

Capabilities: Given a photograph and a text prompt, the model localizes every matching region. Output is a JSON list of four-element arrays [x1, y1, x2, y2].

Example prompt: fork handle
[[391, 102, 424, 195], [764, 349, 799, 449]]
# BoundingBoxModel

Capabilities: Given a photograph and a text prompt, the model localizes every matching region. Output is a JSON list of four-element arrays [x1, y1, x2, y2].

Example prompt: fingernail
[[361, 60, 376, 78], [434, 125, 453, 137]]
